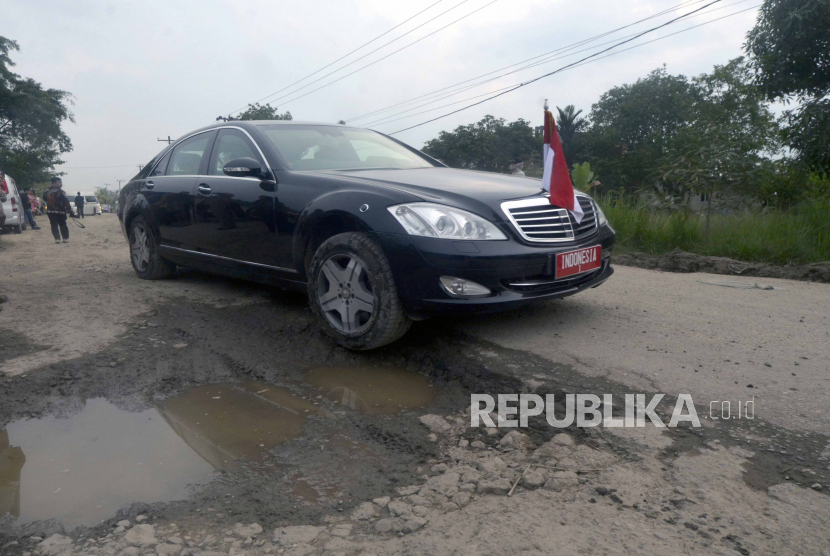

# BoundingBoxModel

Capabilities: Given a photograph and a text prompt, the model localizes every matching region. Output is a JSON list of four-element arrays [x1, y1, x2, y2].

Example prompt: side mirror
[[223, 157, 263, 178]]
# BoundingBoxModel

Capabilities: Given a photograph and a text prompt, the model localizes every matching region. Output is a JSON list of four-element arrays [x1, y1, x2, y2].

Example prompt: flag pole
[[543, 98, 549, 111]]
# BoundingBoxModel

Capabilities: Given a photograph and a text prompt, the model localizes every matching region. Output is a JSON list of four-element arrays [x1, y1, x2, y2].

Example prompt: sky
[[4, 0, 761, 195]]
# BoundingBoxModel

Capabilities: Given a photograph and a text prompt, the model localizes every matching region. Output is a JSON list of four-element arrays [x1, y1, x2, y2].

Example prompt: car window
[[150, 150, 172, 177], [168, 133, 212, 176], [259, 125, 434, 171], [209, 130, 263, 176], [85, 196, 97, 203]]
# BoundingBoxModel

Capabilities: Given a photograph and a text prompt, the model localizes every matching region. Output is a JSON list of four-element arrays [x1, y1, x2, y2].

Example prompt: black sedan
[[119, 121, 614, 349]]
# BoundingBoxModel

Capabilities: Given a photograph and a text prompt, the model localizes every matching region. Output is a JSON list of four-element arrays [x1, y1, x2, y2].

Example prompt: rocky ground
[[15, 422, 830, 556], [1, 216, 829, 556], [615, 248, 830, 283]]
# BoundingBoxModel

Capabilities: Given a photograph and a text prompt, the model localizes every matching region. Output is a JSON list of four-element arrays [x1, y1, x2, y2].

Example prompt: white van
[[1, 174, 24, 234], [69, 195, 102, 216]]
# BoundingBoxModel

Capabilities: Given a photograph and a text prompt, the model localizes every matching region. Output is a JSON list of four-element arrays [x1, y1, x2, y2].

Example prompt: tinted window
[[85, 196, 97, 203], [168, 133, 212, 176], [209, 129, 262, 176], [259, 125, 433, 171], [150, 150, 172, 177]]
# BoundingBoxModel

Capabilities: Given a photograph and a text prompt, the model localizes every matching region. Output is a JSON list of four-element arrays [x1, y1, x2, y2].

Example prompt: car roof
[[250, 120, 341, 126], [212, 120, 367, 131]]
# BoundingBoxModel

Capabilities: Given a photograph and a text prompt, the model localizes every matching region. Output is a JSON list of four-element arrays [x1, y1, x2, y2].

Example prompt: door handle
[[145, 181, 154, 189], [197, 184, 211, 195]]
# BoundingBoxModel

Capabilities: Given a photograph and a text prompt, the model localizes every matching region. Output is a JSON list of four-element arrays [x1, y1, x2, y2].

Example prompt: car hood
[[311, 167, 545, 213]]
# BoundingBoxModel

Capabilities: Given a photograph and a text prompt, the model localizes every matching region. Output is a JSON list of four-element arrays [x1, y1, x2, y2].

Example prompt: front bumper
[[376, 224, 616, 317]]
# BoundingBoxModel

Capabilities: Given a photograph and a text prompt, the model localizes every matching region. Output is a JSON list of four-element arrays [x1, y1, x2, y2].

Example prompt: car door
[[143, 131, 216, 248], [190, 128, 281, 268]]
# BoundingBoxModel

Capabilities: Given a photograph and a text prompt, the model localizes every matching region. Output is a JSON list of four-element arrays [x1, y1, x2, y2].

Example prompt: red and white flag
[[542, 109, 583, 223]]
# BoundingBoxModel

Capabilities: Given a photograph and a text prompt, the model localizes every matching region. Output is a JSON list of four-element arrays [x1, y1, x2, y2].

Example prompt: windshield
[[259, 125, 434, 171], [85, 196, 98, 203]]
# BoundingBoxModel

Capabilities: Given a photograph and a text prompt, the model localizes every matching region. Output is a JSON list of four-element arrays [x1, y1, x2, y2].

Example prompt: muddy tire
[[128, 215, 175, 280], [308, 232, 411, 350]]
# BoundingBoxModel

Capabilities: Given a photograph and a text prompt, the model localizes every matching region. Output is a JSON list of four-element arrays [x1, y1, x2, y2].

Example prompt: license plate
[[555, 245, 601, 278]]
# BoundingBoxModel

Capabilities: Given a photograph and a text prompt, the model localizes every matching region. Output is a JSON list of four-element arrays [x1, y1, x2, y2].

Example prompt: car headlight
[[387, 203, 507, 240], [593, 201, 608, 226]]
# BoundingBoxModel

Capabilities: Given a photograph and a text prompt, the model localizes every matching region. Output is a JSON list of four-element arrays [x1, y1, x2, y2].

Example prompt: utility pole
[[116, 179, 124, 210], [157, 136, 174, 144], [137, 164, 143, 171]]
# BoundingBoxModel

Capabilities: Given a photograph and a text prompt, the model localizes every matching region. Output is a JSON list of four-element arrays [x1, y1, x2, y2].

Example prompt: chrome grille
[[572, 196, 598, 240], [501, 195, 598, 243]]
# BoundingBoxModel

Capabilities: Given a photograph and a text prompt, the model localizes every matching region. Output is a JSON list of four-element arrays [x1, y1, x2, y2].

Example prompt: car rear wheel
[[308, 232, 411, 350], [129, 215, 176, 280]]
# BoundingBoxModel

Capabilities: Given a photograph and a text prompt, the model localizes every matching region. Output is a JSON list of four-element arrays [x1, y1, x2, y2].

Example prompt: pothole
[[0, 399, 217, 530], [0, 367, 440, 533], [305, 366, 435, 415]]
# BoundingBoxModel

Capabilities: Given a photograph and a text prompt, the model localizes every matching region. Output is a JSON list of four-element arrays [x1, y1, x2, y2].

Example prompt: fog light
[[439, 276, 491, 298]]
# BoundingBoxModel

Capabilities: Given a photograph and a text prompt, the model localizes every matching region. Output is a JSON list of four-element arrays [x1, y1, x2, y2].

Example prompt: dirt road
[[0, 216, 828, 555]]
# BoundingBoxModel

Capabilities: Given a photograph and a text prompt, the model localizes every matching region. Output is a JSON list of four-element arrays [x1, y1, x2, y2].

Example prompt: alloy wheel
[[316, 254, 375, 333], [130, 224, 150, 272]]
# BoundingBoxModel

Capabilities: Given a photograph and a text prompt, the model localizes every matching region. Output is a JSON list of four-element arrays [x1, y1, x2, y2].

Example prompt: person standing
[[28, 189, 42, 215], [74, 191, 85, 219], [19, 185, 40, 230], [44, 177, 76, 243]]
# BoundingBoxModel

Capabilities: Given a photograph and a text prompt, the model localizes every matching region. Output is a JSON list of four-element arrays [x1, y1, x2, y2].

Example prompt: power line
[[363, 0, 755, 128], [227, 0, 446, 115], [360, 0, 752, 126], [259, 0, 500, 111], [346, 0, 710, 124], [388, 0, 729, 135], [228, 0, 469, 116]]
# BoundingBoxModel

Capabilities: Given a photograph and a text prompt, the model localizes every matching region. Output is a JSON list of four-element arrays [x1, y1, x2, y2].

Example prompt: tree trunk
[[704, 184, 714, 242]]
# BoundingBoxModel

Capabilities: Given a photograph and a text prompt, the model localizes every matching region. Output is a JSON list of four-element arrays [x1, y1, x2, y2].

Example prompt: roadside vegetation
[[423, 0, 830, 266], [599, 195, 830, 265]]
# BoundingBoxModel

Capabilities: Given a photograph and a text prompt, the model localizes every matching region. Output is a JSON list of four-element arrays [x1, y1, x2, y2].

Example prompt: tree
[[660, 127, 762, 238], [237, 102, 292, 121], [555, 105, 587, 164], [583, 60, 778, 198], [583, 67, 700, 192], [0, 37, 74, 187], [94, 187, 116, 205], [745, 0, 830, 172], [422, 115, 541, 173]]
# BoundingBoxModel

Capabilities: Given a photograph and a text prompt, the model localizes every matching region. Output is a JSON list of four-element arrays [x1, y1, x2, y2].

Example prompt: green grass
[[597, 196, 830, 265]]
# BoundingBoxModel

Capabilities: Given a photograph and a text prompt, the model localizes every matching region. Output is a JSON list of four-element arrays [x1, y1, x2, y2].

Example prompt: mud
[[0, 329, 48, 365], [1, 294, 827, 546], [615, 247, 830, 283]]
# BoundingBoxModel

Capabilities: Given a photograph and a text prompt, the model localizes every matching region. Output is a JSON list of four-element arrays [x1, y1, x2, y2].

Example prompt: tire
[[13, 224, 22, 234], [128, 215, 176, 280], [307, 232, 411, 350]]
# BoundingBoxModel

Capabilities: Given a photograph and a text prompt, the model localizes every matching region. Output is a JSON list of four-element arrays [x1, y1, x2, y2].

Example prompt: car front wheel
[[308, 232, 411, 350], [129, 215, 176, 280]]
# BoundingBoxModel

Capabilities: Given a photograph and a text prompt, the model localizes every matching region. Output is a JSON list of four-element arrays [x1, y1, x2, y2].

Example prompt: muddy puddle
[[0, 366, 434, 531], [305, 366, 435, 415]]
